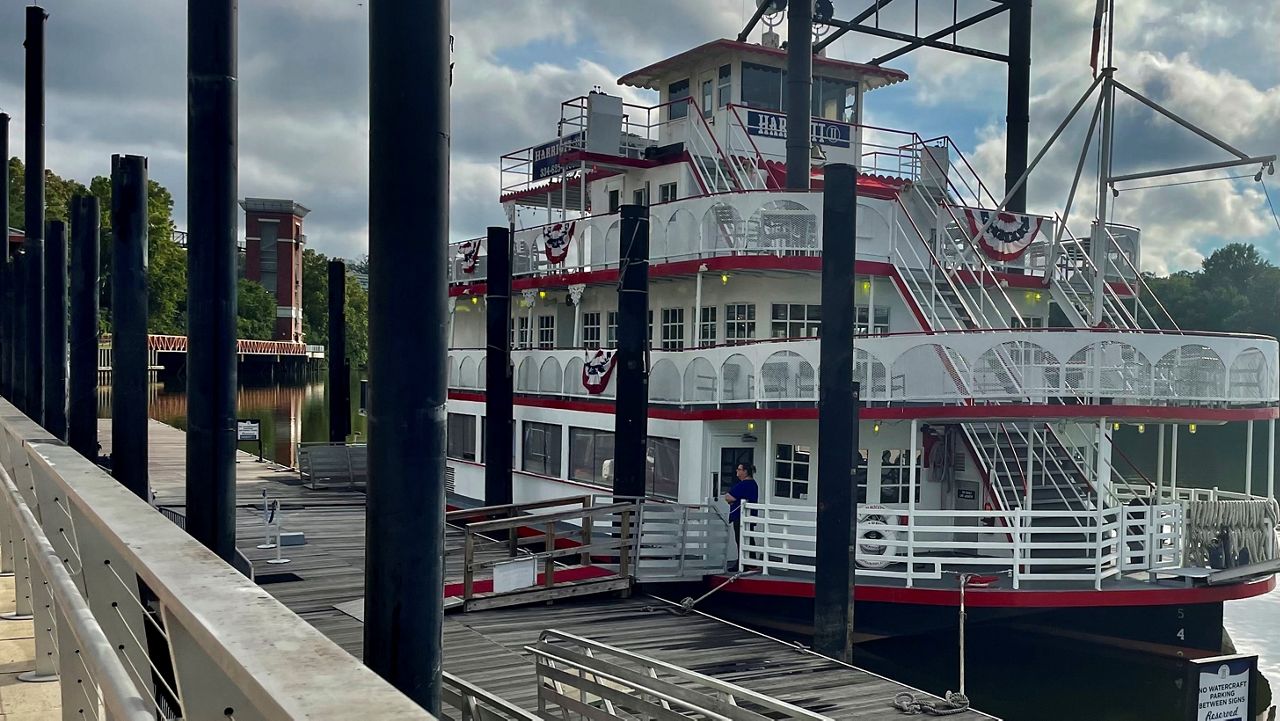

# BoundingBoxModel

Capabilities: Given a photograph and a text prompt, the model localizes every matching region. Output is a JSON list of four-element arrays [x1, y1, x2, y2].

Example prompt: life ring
[[857, 503, 891, 525], [856, 519, 899, 569]]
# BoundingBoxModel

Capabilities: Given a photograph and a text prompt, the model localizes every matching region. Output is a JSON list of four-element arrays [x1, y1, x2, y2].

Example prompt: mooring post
[[327, 259, 350, 444], [0, 111, 10, 400], [613, 204, 650, 499], [110, 155, 150, 501], [11, 253, 25, 412], [24, 6, 48, 423], [186, 0, 239, 562], [484, 226, 513, 508], [43, 220, 67, 440], [785, 0, 813, 190], [69, 196, 100, 460], [1005, 0, 1032, 212], [366, 0, 448, 711], [814, 163, 859, 663]]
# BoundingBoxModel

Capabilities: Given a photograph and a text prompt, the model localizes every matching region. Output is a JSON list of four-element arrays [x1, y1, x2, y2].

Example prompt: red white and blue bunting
[[581, 349, 617, 395], [962, 208, 1045, 262], [542, 221, 576, 265], [459, 238, 481, 274]]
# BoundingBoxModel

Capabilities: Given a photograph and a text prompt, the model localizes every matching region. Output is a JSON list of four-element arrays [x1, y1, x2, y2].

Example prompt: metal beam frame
[[815, 16, 1008, 62], [869, 4, 1011, 65], [1109, 155, 1277, 186], [812, 0, 900, 52]]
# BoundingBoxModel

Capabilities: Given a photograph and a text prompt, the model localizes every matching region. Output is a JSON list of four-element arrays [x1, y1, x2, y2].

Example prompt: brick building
[[240, 198, 310, 342]]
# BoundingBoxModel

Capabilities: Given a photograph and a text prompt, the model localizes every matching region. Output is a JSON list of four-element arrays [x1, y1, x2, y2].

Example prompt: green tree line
[[1142, 243, 1280, 339], [7, 157, 368, 364]]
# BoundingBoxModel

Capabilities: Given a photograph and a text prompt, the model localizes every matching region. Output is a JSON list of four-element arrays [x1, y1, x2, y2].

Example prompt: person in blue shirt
[[724, 462, 759, 548]]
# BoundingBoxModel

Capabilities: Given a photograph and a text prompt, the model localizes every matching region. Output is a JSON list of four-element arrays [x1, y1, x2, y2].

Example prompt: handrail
[[0, 462, 153, 721], [0, 399, 434, 719]]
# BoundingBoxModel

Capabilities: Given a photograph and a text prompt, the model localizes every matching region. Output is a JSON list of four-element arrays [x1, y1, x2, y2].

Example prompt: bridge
[[96, 335, 324, 382]]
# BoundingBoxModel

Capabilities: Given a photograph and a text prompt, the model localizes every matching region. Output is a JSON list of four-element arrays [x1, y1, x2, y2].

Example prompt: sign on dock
[[1186, 654, 1256, 721]]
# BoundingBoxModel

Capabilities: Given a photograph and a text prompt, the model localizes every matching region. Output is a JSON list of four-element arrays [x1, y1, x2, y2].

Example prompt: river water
[[116, 380, 1277, 720]]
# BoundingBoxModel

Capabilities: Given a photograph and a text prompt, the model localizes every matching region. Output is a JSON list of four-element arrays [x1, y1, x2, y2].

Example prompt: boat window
[[522, 421, 562, 477], [699, 306, 717, 347], [725, 303, 757, 344], [570, 427, 615, 485], [582, 311, 602, 349], [855, 305, 890, 336], [856, 449, 869, 503], [771, 303, 821, 339], [633, 186, 649, 207], [813, 77, 857, 121], [537, 315, 555, 349], [646, 437, 680, 499], [661, 308, 685, 350], [879, 448, 923, 504], [659, 182, 678, 204], [741, 62, 783, 111], [668, 78, 690, 119], [717, 64, 732, 108], [701, 78, 714, 117], [774, 443, 811, 500], [510, 316, 531, 349], [606, 311, 619, 348], [446, 413, 476, 462], [608, 188, 621, 213]]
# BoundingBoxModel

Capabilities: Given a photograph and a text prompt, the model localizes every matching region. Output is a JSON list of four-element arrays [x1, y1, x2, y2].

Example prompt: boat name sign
[[745, 109, 851, 148]]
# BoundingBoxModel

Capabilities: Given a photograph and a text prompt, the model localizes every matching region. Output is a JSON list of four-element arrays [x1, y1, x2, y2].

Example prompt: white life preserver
[[856, 519, 899, 569], [857, 503, 891, 524]]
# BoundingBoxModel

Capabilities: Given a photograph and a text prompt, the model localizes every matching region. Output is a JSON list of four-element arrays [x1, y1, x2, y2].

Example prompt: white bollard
[[267, 500, 290, 565], [257, 490, 276, 550]]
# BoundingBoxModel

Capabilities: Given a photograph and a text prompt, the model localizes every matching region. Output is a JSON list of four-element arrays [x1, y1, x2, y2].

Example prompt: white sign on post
[[1189, 655, 1254, 721], [236, 420, 261, 442], [492, 557, 537, 594]]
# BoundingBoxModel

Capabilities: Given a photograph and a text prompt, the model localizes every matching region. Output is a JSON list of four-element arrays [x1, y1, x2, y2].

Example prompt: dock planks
[[117, 419, 996, 720]]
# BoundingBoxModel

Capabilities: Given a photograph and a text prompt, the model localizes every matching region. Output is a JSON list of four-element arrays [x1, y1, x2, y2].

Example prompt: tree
[[1143, 243, 1280, 340], [236, 279, 276, 340]]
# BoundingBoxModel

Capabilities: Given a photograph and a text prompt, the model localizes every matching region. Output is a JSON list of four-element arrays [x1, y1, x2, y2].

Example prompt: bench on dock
[[298, 443, 367, 490]]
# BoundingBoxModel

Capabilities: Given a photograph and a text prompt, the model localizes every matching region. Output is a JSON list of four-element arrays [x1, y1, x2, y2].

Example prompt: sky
[[1, 0, 1278, 274]]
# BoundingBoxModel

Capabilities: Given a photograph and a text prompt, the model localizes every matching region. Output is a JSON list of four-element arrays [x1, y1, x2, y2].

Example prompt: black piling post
[[814, 163, 858, 663], [0, 111, 9, 400], [43, 220, 66, 439], [110, 155, 149, 500], [785, 0, 813, 190], [366, 0, 448, 711], [11, 253, 25, 411], [484, 226, 513, 507], [25, 6, 48, 423], [186, 0, 238, 562], [1005, 0, 1032, 212], [69, 196, 100, 460], [613, 205, 649, 499], [327, 259, 350, 443]]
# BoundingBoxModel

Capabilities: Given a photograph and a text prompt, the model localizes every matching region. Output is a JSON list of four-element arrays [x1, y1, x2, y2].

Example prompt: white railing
[[0, 398, 435, 721], [739, 501, 1184, 591], [447, 329, 1279, 406]]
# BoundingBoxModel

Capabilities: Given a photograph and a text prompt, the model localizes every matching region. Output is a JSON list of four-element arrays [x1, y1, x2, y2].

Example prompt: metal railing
[[528, 629, 832, 721], [739, 501, 1186, 591], [0, 397, 435, 720]]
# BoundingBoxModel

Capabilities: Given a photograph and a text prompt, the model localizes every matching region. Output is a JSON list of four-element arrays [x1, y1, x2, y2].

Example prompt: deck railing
[[738, 501, 1184, 591], [0, 398, 435, 720], [447, 329, 1280, 407]]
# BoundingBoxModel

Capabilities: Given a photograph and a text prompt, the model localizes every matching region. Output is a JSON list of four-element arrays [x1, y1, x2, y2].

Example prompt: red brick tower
[[240, 198, 310, 342]]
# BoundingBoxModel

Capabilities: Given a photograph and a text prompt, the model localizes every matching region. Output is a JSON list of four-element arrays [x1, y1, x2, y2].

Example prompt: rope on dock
[[891, 691, 972, 716]]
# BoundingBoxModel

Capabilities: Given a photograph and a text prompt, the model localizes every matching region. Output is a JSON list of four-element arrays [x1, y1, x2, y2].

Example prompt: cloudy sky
[[1, 1, 1277, 273]]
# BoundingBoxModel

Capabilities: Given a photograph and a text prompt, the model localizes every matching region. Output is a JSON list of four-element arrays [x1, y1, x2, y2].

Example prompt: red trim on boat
[[446, 392, 1279, 423], [443, 565, 614, 598], [705, 574, 1277, 608]]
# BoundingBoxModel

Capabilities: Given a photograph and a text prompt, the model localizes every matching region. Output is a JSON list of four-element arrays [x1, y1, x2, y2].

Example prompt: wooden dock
[[110, 420, 997, 720]]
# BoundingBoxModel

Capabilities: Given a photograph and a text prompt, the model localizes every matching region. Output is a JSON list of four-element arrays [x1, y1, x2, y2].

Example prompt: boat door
[[715, 446, 755, 496]]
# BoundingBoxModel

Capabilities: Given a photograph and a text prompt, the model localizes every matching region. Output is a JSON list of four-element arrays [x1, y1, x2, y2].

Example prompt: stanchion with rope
[[267, 500, 291, 566], [256, 489, 275, 550]]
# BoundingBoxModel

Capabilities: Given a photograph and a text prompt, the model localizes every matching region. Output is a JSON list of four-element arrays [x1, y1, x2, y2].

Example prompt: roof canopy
[[617, 39, 908, 92]]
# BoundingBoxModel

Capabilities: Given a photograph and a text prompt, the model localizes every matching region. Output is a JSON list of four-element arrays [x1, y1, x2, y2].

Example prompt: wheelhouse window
[[446, 413, 476, 462], [569, 427, 615, 486], [699, 306, 717, 347], [741, 62, 783, 111], [770, 303, 821, 339], [661, 308, 685, 350], [879, 448, 922, 504], [773, 443, 812, 500], [717, 64, 732, 108], [668, 79, 690, 119], [537, 315, 555, 349], [813, 77, 857, 122], [646, 437, 680, 499], [582, 311, 602, 349], [725, 303, 756, 344], [522, 421, 562, 477], [740, 62, 857, 121]]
